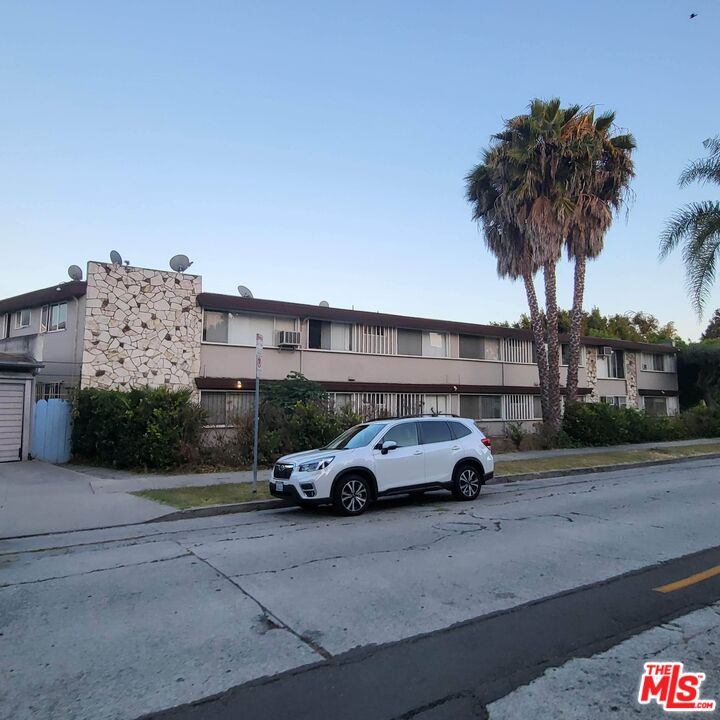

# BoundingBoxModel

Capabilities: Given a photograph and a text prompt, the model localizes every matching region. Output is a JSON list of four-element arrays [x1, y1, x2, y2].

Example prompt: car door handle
[[413, 450, 423, 455], [451, 445, 461, 451]]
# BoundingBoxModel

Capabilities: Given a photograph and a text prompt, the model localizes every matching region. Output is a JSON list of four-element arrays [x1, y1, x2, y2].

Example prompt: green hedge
[[72, 387, 205, 469], [562, 402, 720, 446]]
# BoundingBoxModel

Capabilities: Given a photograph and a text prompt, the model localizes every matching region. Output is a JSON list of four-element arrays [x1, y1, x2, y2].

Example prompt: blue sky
[[1, 0, 718, 339]]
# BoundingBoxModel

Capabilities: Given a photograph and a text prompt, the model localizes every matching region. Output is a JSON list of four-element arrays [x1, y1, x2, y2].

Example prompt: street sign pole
[[252, 333, 263, 494]]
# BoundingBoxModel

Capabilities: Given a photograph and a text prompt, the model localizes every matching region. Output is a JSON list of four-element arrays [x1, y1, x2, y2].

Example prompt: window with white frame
[[460, 395, 502, 420], [353, 324, 396, 355], [597, 349, 625, 379], [200, 391, 254, 426], [644, 396, 668, 416], [424, 394, 450, 415], [459, 335, 501, 361], [47, 302, 67, 332], [397, 329, 447, 357], [14, 308, 31, 329], [0, 313, 8, 339], [600, 395, 627, 408]]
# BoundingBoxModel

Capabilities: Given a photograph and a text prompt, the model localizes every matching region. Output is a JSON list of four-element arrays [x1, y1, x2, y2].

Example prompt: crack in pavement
[[221, 533, 456, 578], [0, 551, 191, 588], [174, 540, 333, 661]]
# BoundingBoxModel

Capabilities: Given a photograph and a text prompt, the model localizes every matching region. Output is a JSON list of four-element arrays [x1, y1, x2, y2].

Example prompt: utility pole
[[252, 333, 263, 493]]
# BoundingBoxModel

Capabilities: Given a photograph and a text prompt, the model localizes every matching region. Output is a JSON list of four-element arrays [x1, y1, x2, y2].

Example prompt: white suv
[[269, 416, 494, 516]]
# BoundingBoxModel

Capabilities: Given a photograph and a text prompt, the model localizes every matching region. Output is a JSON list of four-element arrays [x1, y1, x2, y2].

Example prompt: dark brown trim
[[196, 293, 678, 354], [195, 376, 592, 396], [0, 352, 44, 372], [638, 388, 679, 397], [0, 281, 87, 315]]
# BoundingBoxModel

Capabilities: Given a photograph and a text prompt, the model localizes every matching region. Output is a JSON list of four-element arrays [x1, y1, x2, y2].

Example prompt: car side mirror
[[380, 440, 398, 455]]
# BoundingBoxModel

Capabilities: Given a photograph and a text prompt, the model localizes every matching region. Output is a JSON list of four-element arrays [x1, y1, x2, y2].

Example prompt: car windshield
[[324, 423, 388, 450]]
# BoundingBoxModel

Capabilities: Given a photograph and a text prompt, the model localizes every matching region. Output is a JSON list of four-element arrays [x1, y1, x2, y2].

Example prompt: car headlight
[[297, 456, 335, 472]]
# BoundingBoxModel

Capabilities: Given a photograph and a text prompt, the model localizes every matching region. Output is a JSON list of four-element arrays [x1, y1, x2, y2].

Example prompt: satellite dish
[[110, 250, 123, 265], [237, 285, 254, 298], [169, 254, 193, 272], [67, 265, 83, 281], [319, 300, 330, 307]]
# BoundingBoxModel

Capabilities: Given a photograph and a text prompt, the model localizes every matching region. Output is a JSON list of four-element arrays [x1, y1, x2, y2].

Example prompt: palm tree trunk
[[543, 263, 562, 432], [566, 252, 586, 404], [522, 270, 550, 422]]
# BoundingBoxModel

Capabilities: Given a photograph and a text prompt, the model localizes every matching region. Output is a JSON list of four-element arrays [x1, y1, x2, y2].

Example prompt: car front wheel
[[333, 474, 370, 516], [452, 463, 482, 501]]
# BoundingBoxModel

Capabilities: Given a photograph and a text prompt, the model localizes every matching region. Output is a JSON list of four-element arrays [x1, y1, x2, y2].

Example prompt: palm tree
[[660, 136, 720, 316], [468, 99, 585, 431], [466, 155, 550, 420], [564, 111, 635, 403]]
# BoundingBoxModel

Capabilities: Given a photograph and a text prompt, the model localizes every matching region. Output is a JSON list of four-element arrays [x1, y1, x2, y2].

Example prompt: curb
[[487, 452, 720, 485], [148, 451, 720, 523], [150, 497, 291, 523]]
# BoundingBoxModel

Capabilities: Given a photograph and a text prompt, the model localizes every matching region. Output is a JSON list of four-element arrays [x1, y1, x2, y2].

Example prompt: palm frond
[[659, 201, 720, 259]]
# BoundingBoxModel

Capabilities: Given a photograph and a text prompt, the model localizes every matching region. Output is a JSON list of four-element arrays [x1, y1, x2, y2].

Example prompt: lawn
[[133, 442, 720, 509], [136, 482, 272, 509]]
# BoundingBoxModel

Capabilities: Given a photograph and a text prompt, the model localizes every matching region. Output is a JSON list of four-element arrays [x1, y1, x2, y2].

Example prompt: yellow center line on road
[[654, 565, 720, 593]]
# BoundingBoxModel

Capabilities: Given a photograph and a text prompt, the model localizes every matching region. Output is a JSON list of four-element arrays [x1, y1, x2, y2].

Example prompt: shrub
[[561, 401, 720, 446], [72, 387, 205, 469], [504, 420, 525, 450]]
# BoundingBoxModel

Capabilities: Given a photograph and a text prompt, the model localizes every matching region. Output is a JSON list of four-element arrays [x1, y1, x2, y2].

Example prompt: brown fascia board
[[195, 376, 592, 396], [0, 281, 87, 315], [637, 388, 679, 397], [196, 293, 678, 354], [0, 352, 44, 371]]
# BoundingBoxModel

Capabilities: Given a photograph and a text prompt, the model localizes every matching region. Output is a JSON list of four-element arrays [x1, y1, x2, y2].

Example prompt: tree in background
[[660, 136, 720, 316], [496, 307, 678, 345], [702, 308, 720, 341], [467, 99, 634, 434]]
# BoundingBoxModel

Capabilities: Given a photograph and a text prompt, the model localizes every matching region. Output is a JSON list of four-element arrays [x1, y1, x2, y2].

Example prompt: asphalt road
[[2, 456, 720, 720], [143, 544, 720, 720]]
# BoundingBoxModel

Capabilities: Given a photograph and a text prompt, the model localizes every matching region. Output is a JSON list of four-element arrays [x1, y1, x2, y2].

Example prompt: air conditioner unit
[[277, 330, 301, 349], [599, 346, 613, 357]]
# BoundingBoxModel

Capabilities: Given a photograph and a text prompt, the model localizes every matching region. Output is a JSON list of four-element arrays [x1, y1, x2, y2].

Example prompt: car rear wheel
[[452, 463, 482, 501], [333, 474, 370, 516]]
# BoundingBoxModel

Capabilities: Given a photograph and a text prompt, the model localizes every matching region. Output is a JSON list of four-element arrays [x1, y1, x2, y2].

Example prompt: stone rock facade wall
[[585, 346, 599, 401], [80, 262, 202, 392], [625, 351, 638, 408]]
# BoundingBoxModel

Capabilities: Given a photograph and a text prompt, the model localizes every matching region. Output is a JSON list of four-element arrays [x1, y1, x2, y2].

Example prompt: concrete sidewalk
[[0, 461, 169, 538], [71, 437, 720, 494]]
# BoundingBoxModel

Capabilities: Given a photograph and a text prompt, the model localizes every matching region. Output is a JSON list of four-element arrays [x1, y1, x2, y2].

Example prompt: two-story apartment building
[[0, 260, 679, 455]]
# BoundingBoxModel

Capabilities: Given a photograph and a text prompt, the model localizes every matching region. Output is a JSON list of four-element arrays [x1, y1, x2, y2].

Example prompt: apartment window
[[560, 344, 586, 366], [533, 396, 543, 419], [0, 314, 8, 339], [14, 309, 31, 329], [423, 332, 447, 358], [203, 311, 229, 343], [397, 329, 422, 356], [424, 394, 450, 415], [459, 335, 501, 361], [47, 302, 67, 332], [331, 393, 353, 410], [200, 391, 254, 426], [644, 396, 668, 417], [505, 394, 541, 421], [460, 395, 502, 420], [598, 349, 625, 379], [652, 354, 665, 371], [308, 320, 352, 351], [36, 382, 66, 401], [600, 396, 627, 409], [504, 338, 536, 364]]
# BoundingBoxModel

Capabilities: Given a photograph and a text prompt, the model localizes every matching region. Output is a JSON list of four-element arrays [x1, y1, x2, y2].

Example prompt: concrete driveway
[[0, 461, 169, 538]]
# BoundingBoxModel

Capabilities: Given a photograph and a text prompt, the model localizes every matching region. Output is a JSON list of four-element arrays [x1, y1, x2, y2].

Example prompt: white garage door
[[0, 383, 25, 462]]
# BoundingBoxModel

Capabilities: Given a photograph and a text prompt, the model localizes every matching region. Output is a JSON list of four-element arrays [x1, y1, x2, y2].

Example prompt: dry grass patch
[[135, 482, 273, 509]]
